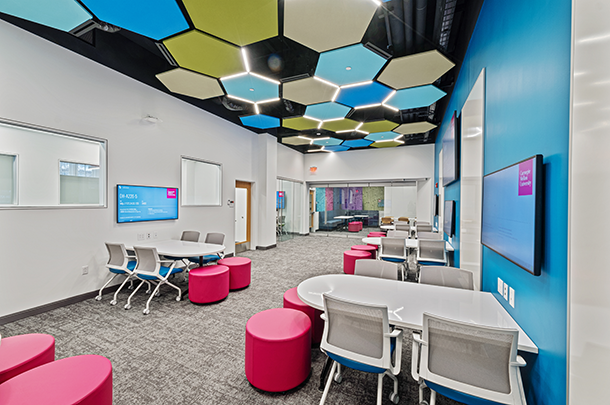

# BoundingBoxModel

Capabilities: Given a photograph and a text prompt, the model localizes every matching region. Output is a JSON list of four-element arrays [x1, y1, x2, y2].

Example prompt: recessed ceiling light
[[249, 88, 254, 91], [345, 66, 352, 71]]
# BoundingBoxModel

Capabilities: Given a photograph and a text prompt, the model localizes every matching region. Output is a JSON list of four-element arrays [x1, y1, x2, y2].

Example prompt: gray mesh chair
[[416, 224, 433, 233], [125, 246, 184, 315], [411, 313, 527, 405], [395, 222, 411, 232], [354, 259, 399, 280], [380, 237, 408, 280], [188, 232, 225, 267], [417, 231, 442, 240], [96, 242, 138, 303], [419, 266, 474, 290], [417, 240, 447, 266], [166, 230, 201, 269], [319, 294, 403, 405], [387, 230, 410, 239]]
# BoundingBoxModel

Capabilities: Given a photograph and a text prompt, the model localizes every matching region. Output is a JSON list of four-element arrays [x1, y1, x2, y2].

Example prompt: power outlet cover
[[503, 283, 509, 300], [509, 287, 515, 308], [497, 278, 504, 295]]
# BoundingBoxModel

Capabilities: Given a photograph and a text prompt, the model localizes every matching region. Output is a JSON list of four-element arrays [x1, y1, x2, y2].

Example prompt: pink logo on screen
[[518, 160, 533, 196], [167, 189, 177, 199]]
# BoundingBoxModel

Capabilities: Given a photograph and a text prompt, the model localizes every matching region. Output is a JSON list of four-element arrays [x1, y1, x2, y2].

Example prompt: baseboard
[[256, 244, 276, 250], [0, 284, 121, 325]]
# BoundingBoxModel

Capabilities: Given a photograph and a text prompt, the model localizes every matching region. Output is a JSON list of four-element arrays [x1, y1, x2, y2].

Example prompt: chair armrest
[[385, 329, 402, 338], [411, 332, 423, 382], [320, 313, 327, 322], [126, 255, 136, 259], [511, 355, 527, 367], [387, 328, 403, 375]]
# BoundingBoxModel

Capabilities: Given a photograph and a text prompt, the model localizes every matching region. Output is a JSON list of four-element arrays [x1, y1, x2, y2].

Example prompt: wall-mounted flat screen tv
[[276, 191, 285, 209], [481, 155, 543, 276], [442, 112, 460, 187], [117, 184, 179, 223], [443, 200, 455, 236]]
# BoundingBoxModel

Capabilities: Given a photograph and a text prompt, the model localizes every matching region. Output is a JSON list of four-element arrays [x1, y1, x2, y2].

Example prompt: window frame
[[180, 155, 223, 207], [0, 152, 18, 206]]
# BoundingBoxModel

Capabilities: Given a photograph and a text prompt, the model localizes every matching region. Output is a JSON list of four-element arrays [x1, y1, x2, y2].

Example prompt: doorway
[[235, 181, 251, 253]]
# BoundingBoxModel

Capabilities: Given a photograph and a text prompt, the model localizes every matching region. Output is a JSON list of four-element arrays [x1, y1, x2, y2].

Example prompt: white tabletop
[[333, 216, 354, 220], [297, 274, 537, 353], [354, 215, 369, 218], [131, 240, 225, 257], [362, 237, 454, 252], [380, 225, 396, 230]]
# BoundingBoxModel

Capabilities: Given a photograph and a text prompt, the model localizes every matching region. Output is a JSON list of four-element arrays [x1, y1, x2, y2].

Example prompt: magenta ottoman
[[283, 287, 324, 345], [0, 355, 112, 405], [0, 333, 55, 384], [245, 308, 311, 392], [368, 232, 386, 237], [189, 265, 230, 304], [343, 250, 372, 274], [351, 244, 377, 260], [348, 222, 360, 232], [218, 257, 251, 290]]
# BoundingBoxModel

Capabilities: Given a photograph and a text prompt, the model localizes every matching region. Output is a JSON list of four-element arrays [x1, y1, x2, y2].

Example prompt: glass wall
[[276, 179, 303, 242]]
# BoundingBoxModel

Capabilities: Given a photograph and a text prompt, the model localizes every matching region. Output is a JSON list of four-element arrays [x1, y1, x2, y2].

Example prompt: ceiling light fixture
[[241, 48, 250, 73], [382, 90, 397, 104], [355, 130, 369, 135], [303, 115, 322, 123], [257, 98, 280, 104], [220, 72, 248, 81], [298, 136, 314, 144], [356, 122, 364, 130], [316, 137, 330, 141], [317, 121, 324, 129], [141, 115, 161, 124], [227, 94, 255, 104], [376, 138, 397, 143], [335, 129, 355, 134], [354, 103, 382, 110], [313, 76, 339, 88], [345, 66, 352, 71], [254, 104, 260, 114], [323, 117, 344, 123], [381, 104, 399, 112], [370, 0, 382, 6], [331, 88, 341, 102], [250, 72, 280, 85], [341, 80, 373, 89]]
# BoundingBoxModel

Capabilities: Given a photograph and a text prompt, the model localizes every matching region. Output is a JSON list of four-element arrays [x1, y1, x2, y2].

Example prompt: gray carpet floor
[[1, 235, 460, 405]]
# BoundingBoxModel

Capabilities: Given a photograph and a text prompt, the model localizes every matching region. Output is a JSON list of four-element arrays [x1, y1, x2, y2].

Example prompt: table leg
[[319, 355, 333, 391]]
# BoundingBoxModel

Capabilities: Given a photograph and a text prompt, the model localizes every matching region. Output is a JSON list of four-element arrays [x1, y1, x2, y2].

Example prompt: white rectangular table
[[297, 274, 537, 353], [362, 237, 454, 252]]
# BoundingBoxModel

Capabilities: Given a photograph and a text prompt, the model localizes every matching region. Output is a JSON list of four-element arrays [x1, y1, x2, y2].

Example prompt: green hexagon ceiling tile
[[359, 120, 399, 133], [156, 68, 224, 100], [183, 0, 278, 46], [321, 119, 359, 132], [371, 140, 404, 148], [282, 117, 320, 131], [163, 30, 244, 78]]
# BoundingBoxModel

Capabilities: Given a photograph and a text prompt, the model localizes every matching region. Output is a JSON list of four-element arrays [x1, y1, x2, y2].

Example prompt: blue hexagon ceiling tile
[[0, 0, 92, 32], [324, 145, 351, 152], [384, 85, 447, 110], [312, 137, 343, 146], [315, 44, 388, 86], [335, 82, 393, 108], [365, 131, 399, 142], [221, 73, 279, 103], [304, 102, 351, 121], [342, 139, 373, 148], [79, 0, 189, 40], [239, 114, 280, 129]]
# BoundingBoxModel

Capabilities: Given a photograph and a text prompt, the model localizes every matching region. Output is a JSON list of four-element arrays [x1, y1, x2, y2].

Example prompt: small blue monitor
[[117, 184, 179, 223]]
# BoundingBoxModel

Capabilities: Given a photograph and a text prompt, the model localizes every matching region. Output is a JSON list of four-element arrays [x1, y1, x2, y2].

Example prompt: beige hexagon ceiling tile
[[283, 77, 337, 106], [393, 121, 438, 135], [281, 136, 313, 146], [156, 68, 224, 100], [377, 50, 455, 90]]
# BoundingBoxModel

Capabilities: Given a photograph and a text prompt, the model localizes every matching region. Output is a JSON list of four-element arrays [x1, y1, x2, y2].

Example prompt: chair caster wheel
[[155, 291, 160, 297], [95, 296, 102, 301], [333, 373, 342, 383], [176, 296, 181, 302], [110, 300, 117, 306], [419, 401, 429, 405], [390, 393, 399, 404], [128, 285, 134, 290], [124, 304, 131, 310], [143, 308, 150, 315]]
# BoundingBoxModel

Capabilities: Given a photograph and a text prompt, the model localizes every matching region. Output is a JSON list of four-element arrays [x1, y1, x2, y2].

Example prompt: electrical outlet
[[497, 278, 504, 295], [503, 283, 509, 300], [82, 265, 89, 275], [509, 287, 515, 308], [137, 233, 145, 241], [146, 232, 151, 240]]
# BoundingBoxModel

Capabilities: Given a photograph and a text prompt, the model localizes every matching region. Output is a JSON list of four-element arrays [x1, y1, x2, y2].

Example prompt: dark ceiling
[[0, 0, 484, 153]]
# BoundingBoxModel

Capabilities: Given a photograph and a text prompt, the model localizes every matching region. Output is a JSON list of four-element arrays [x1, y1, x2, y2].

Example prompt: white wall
[[277, 143, 304, 182], [569, 1, 610, 402], [303, 144, 434, 183], [416, 179, 432, 223], [0, 20, 275, 318]]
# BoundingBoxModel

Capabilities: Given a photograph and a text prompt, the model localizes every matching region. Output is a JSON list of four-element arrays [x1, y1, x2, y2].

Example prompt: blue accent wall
[[434, 0, 571, 403]]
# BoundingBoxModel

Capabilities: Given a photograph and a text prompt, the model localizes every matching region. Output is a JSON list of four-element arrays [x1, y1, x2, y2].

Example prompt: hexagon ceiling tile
[[359, 120, 399, 133], [282, 136, 313, 146], [342, 139, 373, 148], [79, 0, 188, 41], [313, 137, 343, 146], [394, 121, 438, 135], [378, 50, 455, 90], [0, 0, 92, 32], [156, 68, 224, 100], [284, 0, 378, 53], [283, 77, 338, 106], [384, 85, 447, 110], [239, 114, 280, 129], [221, 73, 279, 103], [282, 117, 320, 131], [365, 131, 399, 142], [325, 145, 350, 152], [164, 30, 244, 78], [304, 102, 351, 121], [335, 82, 393, 108], [315, 44, 388, 86], [183, 0, 277, 46], [321, 118, 359, 132], [371, 140, 404, 148]]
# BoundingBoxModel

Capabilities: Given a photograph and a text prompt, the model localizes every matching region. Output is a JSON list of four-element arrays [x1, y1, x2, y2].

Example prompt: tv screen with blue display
[[276, 191, 285, 209], [117, 184, 179, 223], [481, 155, 543, 275]]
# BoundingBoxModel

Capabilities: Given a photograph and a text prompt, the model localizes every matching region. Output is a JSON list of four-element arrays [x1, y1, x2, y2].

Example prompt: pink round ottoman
[[0, 354, 112, 405], [218, 257, 251, 290], [283, 287, 324, 345], [189, 265, 229, 304], [351, 244, 377, 260], [343, 250, 372, 274], [245, 308, 311, 392], [368, 232, 386, 237], [0, 333, 55, 384]]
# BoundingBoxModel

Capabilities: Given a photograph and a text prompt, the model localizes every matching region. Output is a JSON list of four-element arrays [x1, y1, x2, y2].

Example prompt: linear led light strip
[[308, 146, 332, 153], [376, 135, 405, 144]]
